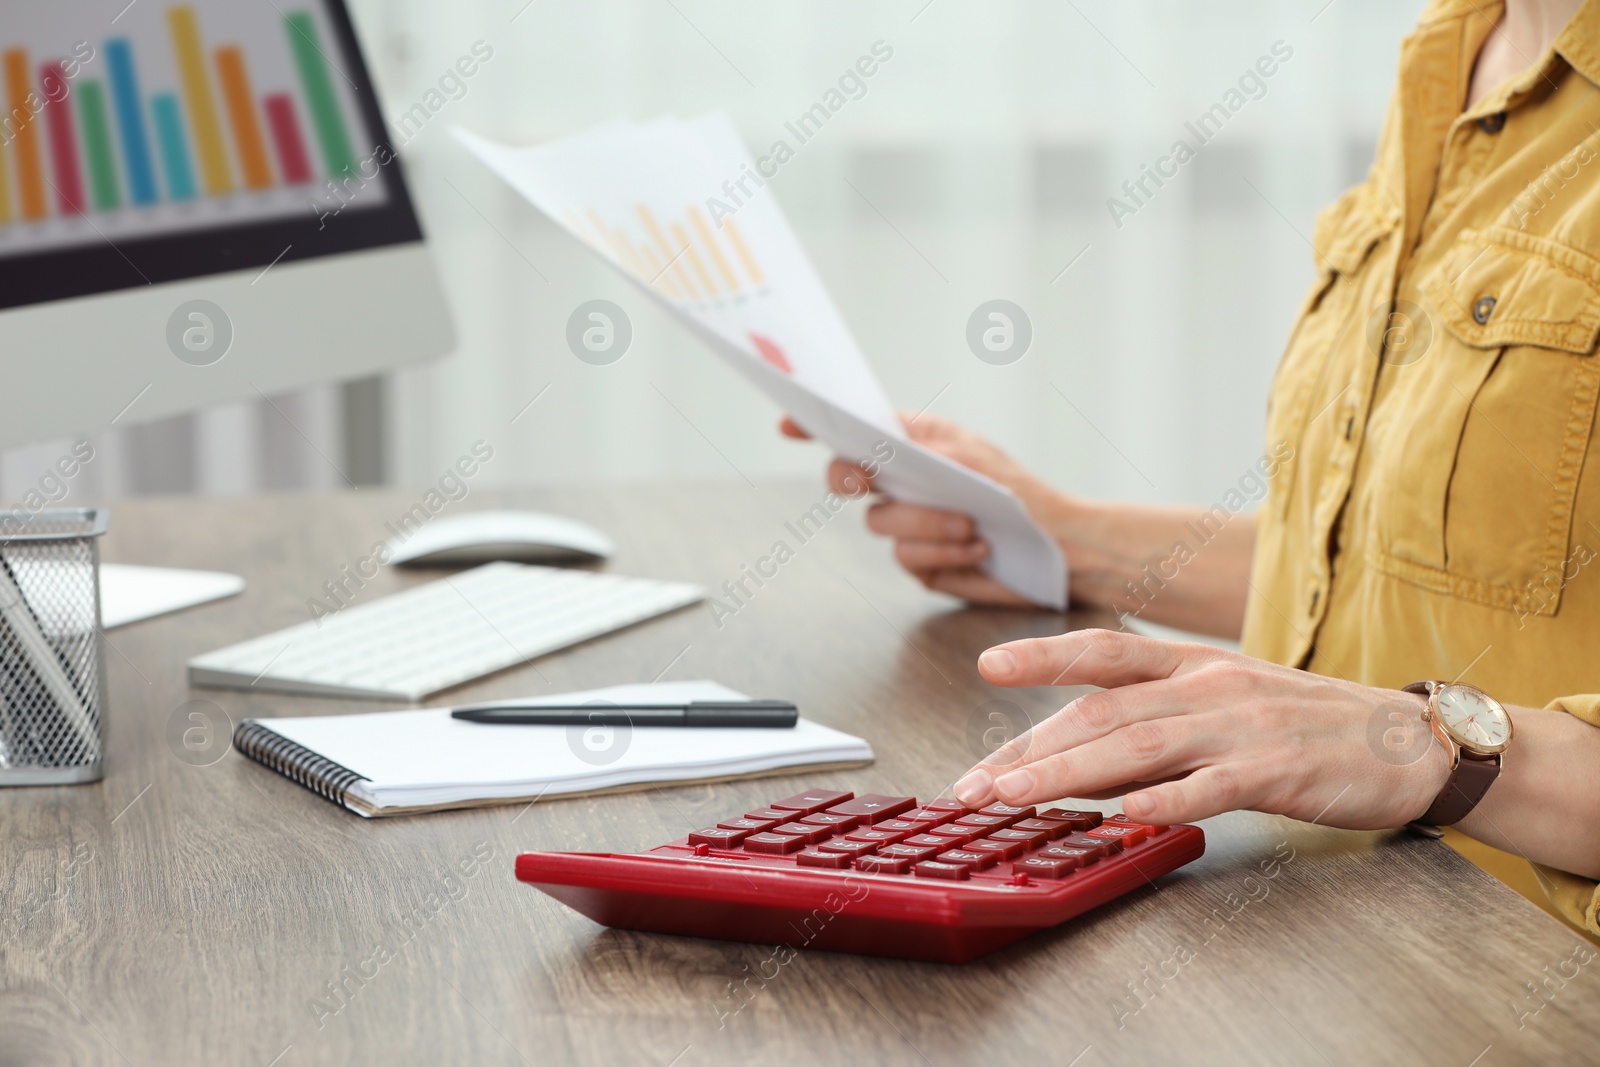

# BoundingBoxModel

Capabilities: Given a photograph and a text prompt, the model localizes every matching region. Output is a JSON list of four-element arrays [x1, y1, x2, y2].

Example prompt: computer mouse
[[387, 511, 615, 567]]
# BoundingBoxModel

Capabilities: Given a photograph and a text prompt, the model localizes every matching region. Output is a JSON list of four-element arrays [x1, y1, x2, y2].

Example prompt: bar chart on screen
[[0, 1, 382, 259]]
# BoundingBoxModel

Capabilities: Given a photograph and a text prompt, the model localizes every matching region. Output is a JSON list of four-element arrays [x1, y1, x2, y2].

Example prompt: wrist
[[1397, 690, 1454, 824]]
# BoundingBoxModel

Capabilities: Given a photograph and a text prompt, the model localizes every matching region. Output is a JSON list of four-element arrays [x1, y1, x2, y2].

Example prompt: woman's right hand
[[780, 412, 1070, 607]]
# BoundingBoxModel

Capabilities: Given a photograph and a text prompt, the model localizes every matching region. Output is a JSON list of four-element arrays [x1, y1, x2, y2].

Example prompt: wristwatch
[[1403, 680, 1513, 825]]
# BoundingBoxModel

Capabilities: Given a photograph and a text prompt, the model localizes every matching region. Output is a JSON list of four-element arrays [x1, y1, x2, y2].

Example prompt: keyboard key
[[688, 827, 749, 848], [800, 812, 862, 832], [903, 833, 951, 849], [844, 827, 912, 846], [817, 838, 879, 858], [746, 808, 794, 822], [877, 843, 939, 862], [1105, 813, 1168, 835], [952, 813, 1011, 831], [772, 790, 854, 816], [926, 824, 983, 844], [1039, 844, 1099, 866], [743, 832, 806, 854], [936, 849, 998, 871], [900, 808, 958, 827], [1012, 818, 1071, 840], [988, 827, 1050, 849], [923, 798, 969, 813], [913, 860, 971, 880], [1039, 809, 1103, 831], [1015, 855, 1079, 879], [796, 848, 853, 869], [772, 822, 832, 845], [1061, 832, 1122, 857], [826, 795, 916, 823], [1086, 823, 1151, 846], [855, 855, 912, 875], [980, 803, 1036, 821], [966, 838, 1027, 860], [718, 817, 779, 833], [873, 819, 921, 834]]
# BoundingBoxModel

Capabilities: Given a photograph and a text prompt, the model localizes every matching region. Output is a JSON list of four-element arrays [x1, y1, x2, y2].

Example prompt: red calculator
[[516, 787, 1205, 962]]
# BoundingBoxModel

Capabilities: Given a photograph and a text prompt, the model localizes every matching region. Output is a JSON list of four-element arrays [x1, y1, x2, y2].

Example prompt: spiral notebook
[[232, 681, 874, 817]]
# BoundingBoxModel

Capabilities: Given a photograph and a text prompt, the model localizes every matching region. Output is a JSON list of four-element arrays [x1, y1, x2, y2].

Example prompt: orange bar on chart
[[169, 5, 233, 195], [636, 205, 698, 298], [4, 48, 48, 220], [720, 216, 765, 286], [688, 205, 740, 292], [214, 47, 273, 189], [0, 131, 11, 224], [670, 221, 719, 297]]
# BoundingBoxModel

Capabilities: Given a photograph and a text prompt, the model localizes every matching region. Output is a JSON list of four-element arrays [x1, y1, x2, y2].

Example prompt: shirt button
[[1473, 295, 1497, 324], [1478, 111, 1507, 133]]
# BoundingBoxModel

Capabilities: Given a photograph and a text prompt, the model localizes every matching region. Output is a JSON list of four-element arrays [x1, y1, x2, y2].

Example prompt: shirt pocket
[[1370, 227, 1600, 615], [1265, 184, 1396, 518]]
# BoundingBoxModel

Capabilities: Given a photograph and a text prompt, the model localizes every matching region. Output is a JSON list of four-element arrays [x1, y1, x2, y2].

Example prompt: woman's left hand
[[952, 629, 1451, 830]]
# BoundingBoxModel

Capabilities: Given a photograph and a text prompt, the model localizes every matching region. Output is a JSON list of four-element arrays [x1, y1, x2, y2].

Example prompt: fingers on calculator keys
[[744, 832, 807, 854], [796, 847, 853, 869], [800, 811, 862, 832], [771, 790, 854, 815], [772, 822, 832, 845], [1038, 808, 1103, 831], [825, 794, 916, 823], [855, 854, 912, 875], [1060, 831, 1121, 857], [1015, 855, 1079, 879], [817, 839, 878, 858], [913, 860, 971, 880], [935, 849, 997, 871], [688, 827, 749, 848]]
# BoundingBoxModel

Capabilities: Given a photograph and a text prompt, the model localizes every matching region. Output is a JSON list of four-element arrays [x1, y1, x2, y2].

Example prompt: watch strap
[[1403, 680, 1504, 825]]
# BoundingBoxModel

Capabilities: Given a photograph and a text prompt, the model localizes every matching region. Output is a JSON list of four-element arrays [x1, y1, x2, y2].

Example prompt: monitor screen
[[0, 0, 422, 310]]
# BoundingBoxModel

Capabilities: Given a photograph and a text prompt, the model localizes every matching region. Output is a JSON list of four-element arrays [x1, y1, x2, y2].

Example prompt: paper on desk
[[454, 117, 1067, 609]]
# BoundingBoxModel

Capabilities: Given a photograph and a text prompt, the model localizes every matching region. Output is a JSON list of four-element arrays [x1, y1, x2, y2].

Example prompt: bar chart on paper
[[0, 1, 382, 259]]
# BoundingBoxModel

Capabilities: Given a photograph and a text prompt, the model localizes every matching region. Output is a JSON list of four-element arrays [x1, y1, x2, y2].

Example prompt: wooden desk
[[3, 484, 1596, 1065]]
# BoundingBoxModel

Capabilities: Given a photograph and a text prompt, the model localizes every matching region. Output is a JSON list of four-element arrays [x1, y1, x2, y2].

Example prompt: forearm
[[1454, 706, 1600, 879], [1040, 498, 1256, 639]]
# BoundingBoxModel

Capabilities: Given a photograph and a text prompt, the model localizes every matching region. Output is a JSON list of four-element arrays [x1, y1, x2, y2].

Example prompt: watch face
[[1434, 684, 1512, 754]]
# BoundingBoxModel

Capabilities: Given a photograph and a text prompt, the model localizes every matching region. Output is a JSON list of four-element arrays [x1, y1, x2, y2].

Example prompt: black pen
[[449, 699, 798, 728]]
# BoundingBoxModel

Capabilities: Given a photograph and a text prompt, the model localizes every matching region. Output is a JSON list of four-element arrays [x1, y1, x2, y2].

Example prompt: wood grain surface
[[2, 482, 1596, 1066]]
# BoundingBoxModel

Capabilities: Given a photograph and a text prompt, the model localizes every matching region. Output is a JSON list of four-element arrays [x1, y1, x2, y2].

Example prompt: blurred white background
[[1, 0, 1426, 509]]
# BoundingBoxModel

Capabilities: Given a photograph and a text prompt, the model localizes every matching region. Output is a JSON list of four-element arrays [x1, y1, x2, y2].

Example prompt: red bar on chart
[[40, 61, 86, 215], [263, 93, 312, 184]]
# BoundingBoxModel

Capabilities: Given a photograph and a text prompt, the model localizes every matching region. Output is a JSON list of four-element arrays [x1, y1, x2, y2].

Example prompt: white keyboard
[[187, 562, 705, 700]]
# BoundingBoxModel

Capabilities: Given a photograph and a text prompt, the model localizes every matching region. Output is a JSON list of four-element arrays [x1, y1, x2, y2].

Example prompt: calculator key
[[873, 819, 921, 834], [1086, 824, 1151, 846], [1040, 844, 1099, 866], [936, 849, 998, 871], [913, 860, 971, 881], [904, 833, 951, 849], [796, 848, 853, 869], [952, 813, 1011, 831], [877, 843, 939, 862], [901, 808, 958, 826], [844, 827, 912, 846], [772, 822, 832, 845], [746, 808, 794, 822], [1012, 818, 1070, 840], [688, 827, 748, 848], [979, 803, 1036, 821], [743, 832, 806, 854], [923, 798, 970, 813], [1039, 809, 1103, 831], [926, 824, 982, 844], [966, 838, 1027, 860], [855, 855, 912, 875], [771, 790, 854, 815], [1015, 855, 1079, 879], [817, 838, 879, 857], [826, 795, 916, 823], [800, 812, 862, 832], [988, 827, 1050, 849], [718, 817, 780, 833], [1105, 813, 1168, 835], [1061, 832, 1122, 857]]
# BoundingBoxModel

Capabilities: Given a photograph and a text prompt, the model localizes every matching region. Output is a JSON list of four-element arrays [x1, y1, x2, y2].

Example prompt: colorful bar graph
[[77, 81, 122, 210], [214, 46, 273, 190], [168, 4, 232, 196], [105, 39, 158, 206], [263, 93, 312, 184], [40, 62, 86, 215], [4, 49, 48, 220], [284, 11, 354, 177], [151, 93, 197, 201]]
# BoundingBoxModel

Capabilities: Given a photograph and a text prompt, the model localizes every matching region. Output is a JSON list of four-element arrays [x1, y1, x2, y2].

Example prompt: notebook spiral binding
[[233, 720, 368, 809]]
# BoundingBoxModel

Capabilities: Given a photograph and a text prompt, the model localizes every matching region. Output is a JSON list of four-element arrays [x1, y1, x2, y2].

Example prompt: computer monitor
[[0, 0, 454, 452]]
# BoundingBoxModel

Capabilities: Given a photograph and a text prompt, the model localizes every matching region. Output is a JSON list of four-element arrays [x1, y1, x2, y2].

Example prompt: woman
[[787, 0, 1600, 937]]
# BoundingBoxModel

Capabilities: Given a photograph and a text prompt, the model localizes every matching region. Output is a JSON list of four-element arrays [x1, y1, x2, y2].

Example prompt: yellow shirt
[[1242, 0, 1600, 937]]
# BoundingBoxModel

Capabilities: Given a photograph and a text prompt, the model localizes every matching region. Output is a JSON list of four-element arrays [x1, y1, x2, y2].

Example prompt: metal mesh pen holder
[[0, 508, 109, 785]]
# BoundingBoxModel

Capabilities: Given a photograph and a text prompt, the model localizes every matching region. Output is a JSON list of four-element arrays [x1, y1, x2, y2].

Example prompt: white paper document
[[454, 117, 1067, 609]]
